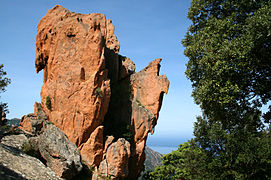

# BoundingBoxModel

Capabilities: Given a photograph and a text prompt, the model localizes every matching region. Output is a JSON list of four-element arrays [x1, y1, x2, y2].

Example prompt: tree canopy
[[150, 0, 271, 179], [0, 64, 11, 113], [182, 0, 271, 125]]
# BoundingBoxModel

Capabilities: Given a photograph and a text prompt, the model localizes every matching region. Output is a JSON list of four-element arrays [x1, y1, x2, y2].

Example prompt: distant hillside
[[6, 118, 20, 126], [144, 146, 162, 171], [138, 147, 162, 179]]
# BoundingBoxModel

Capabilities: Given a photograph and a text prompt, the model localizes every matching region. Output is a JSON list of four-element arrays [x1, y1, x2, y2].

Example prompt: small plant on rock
[[45, 96, 51, 110], [94, 87, 103, 98], [22, 140, 38, 157]]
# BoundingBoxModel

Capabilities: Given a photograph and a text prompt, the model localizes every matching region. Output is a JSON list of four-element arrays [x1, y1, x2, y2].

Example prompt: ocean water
[[148, 146, 179, 155]]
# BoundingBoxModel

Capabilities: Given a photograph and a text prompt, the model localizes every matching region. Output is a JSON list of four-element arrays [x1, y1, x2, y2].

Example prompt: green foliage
[[153, 1, 271, 179], [0, 64, 11, 113], [192, 117, 271, 179], [1, 125, 10, 130], [94, 87, 103, 98], [182, 0, 271, 124], [47, 121, 54, 125], [150, 142, 208, 180], [151, 132, 271, 179], [45, 96, 51, 111], [136, 99, 144, 107], [0, 64, 10, 93]]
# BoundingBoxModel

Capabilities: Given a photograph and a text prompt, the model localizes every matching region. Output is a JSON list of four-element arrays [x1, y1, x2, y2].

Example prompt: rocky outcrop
[[1, 134, 28, 150], [0, 144, 61, 180], [10, 103, 83, 179], [20, 114, 43, 134], [79, 125, 104, 167], [20, 103, 48, 134], [35, 5, 169, 179], [97, 138, 131, 179], [39, 124, 82, 179], [144, 146, 162, 171]]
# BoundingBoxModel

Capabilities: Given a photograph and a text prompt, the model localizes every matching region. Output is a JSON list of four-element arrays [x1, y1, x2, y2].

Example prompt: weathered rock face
[[35, 5, 169, 179], [0, 144, 61, 180], [20, 114, 43, 134], [17, 103, 83, 179], [39, 124, 82, 179], [1, 134, 28, 150], [98, 138, 131, 178]]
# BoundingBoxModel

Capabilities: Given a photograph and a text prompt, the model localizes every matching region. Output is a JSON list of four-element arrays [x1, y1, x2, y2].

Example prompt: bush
[[22, 140, 39, 157], [45, 96, 51, 110], [94, 87, 103, 98]]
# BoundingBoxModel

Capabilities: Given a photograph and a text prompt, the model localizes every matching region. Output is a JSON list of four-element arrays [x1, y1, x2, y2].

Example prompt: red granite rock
[[35, 5, 169, 179]]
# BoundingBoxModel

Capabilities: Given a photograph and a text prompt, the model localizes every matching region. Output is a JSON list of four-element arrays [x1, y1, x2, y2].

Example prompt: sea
[[147, 145, 179, 155], [146, 136, 190, 155]]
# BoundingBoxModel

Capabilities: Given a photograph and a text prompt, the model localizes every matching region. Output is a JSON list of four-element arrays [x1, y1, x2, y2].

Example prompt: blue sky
[[0, 0, 200, 147]]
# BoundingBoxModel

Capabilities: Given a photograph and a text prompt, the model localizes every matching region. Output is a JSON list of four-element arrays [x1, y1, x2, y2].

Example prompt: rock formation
[[19, 103, 83, 179], [39, 124, 83, 178], [35, 5, 169, 179], [0, 119, 62, 180], [0, 143, 61, 180]]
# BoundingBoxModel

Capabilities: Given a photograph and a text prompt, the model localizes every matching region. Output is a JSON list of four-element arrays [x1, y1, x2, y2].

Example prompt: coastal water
[[146, 136, 190, 154]]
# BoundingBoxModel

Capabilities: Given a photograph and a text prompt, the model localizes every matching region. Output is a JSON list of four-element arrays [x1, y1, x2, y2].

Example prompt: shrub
[[22, 140, 39, 157], [94, 87, 103, 98], [45, 96, 51, 110]]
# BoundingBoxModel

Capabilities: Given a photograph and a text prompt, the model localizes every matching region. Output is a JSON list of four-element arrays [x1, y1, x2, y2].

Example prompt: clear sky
[[0, 0, 200, 147]]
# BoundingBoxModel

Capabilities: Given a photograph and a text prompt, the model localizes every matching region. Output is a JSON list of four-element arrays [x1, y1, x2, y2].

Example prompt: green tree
[[182, 0, 271, 125], [0, 64, 11, 113], [150, 142, 209, 180], [182, 0, 271, 178], [151, 1, 271, 179]]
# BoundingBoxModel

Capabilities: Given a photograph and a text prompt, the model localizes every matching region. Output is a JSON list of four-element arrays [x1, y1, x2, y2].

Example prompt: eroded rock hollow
[[35, 5, 169, 179]]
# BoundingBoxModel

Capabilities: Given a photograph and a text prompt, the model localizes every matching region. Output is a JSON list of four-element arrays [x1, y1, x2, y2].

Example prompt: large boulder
[[35, 5, 169, 179], [79, 125, 104, 167], [0, 143, 61, 180], [38, 124, 82, 179], [1, 134, 28, 150], [96, 138, 131, 179], [18, 103, 83, 179]]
